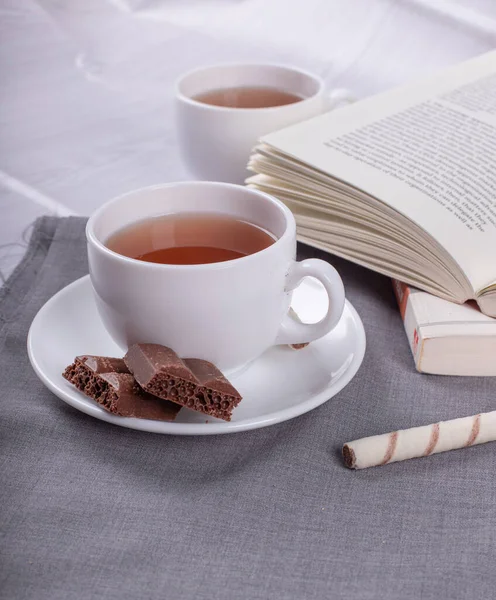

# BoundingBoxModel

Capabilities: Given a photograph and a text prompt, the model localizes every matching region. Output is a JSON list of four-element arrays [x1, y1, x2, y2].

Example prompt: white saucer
[[28, 275, 366, 435]]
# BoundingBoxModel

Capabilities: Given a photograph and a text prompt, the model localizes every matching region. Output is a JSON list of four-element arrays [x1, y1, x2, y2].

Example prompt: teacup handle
[[327, 88, 356, 110], [275, 259, 345, 346]]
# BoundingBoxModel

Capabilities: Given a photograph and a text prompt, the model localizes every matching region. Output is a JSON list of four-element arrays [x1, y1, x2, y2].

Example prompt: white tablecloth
[[1, 0, 495, 280]]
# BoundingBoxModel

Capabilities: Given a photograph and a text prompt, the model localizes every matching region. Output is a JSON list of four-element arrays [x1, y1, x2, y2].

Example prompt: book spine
[[392, 280, 422, 371]]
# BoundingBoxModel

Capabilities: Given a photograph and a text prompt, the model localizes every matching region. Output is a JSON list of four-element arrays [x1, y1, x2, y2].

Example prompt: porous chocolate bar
[[124, 344, 242, 421], [63, 355, 180, 421], [63, 355, 130, 389]]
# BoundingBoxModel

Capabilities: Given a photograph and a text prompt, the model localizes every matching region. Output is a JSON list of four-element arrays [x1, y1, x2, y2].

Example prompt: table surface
[[1, 0, 495, 280]]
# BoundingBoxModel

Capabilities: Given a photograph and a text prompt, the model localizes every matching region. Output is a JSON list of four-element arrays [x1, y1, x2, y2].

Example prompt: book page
[[261, 51, 496, 293]]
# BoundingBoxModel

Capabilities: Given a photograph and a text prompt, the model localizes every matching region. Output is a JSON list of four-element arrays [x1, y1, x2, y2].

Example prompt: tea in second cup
[[86, 182, 345, 372]]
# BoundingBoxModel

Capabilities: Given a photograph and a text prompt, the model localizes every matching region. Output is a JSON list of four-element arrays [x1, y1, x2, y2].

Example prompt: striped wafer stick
[[343, 410, 496, 469]]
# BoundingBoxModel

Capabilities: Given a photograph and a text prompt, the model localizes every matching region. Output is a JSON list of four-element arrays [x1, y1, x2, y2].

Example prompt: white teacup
[[86, 182, 345, 373], [175, 63, 354, 184]]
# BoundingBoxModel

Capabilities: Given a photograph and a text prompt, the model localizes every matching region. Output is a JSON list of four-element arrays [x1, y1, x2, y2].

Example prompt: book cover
[[392, 280, 496, 376]]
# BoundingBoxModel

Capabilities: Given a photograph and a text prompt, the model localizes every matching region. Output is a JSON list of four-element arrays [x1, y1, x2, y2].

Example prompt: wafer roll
[[343, 411, 496, 469]]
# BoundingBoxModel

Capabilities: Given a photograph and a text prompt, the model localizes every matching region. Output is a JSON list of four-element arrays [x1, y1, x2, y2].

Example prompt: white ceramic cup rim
[[175, 62, 324, 113], [86, 181, 296, 271]]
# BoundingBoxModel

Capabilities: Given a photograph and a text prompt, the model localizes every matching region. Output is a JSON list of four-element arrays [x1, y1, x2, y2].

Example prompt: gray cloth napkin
[[1, 216, 495, 600]]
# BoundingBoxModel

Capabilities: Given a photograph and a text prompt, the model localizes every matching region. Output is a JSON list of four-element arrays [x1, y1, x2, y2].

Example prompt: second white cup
[[175, 63, 354, 184]]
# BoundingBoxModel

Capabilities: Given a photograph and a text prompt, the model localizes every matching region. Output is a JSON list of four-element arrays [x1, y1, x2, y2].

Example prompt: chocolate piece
[[63, 355, 180, 421], [63, 355, 130, 391], [288, 308, 309, 350], [124, 344, 242, 421], [97, 373, 180, 420]]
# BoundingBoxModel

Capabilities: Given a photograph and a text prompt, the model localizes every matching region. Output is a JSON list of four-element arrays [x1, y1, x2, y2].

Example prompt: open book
[[247, 51, 496, 316]]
